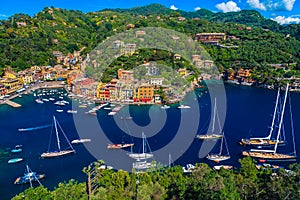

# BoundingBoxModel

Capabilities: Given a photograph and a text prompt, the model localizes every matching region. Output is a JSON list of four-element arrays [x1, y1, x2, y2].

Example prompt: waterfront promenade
[[0, 81, 66, 108]]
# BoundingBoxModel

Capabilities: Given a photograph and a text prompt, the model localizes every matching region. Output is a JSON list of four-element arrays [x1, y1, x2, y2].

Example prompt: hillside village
[[2, 27, 300, 103], [1, 4, 300, 101]]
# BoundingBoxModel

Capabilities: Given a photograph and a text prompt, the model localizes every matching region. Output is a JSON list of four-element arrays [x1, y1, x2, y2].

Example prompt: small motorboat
[[8, 158, 23, 164], [11, 145, 22, 153], [71, 138, 91, 144]]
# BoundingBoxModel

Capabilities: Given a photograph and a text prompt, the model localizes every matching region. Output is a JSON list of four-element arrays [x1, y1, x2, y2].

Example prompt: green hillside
[[0, 4, 300, 83]]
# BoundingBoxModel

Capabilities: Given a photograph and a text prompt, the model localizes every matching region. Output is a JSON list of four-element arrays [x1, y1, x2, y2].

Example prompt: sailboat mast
[[142, 132, 145, 154], [267, 88, 280, 140], [212, 98, 217, 133], [274, 84, 289, 153], [26, 165, 33, 188], [219, 133, 224, 155], [53, 116, 61, 151]]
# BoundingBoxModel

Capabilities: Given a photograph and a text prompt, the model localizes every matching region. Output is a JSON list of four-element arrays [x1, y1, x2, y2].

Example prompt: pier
[[5, 99, 21, 108]]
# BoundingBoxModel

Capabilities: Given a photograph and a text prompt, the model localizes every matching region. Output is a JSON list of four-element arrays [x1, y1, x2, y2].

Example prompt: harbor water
[[0, 83, 299, 199]]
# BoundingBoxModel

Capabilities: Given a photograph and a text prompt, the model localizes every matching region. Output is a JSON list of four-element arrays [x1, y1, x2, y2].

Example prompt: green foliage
[[12, 158, 300, 200], [1, 3, 300, 81]]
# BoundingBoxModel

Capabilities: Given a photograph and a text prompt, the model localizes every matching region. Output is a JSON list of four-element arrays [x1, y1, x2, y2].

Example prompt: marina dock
[[5, 99, 21, 108]]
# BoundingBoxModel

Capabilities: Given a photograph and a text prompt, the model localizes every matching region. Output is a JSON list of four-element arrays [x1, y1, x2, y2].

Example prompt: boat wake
[[18, 124, 52, 132]]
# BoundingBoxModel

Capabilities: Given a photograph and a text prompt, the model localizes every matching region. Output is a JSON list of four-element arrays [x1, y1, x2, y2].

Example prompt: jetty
[[5, 99, 21, 108]]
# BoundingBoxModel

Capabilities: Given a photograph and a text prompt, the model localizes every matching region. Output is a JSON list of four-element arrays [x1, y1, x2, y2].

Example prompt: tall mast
[[26, 165, 33, 188], [142, 132, 145, 154], [267, 88, 280, 139], [219, 133, 224, 156], [54, 116, 61, 151], [212, 98, 217, 133], [274, 84, 289, 153]]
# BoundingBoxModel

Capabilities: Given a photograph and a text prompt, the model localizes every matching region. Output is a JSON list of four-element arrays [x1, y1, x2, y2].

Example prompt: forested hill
[[105, 4, 300, 40], [1, 4, 300, 79]]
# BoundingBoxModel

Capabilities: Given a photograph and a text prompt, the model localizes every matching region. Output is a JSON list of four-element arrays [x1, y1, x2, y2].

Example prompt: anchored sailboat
[[206, 132, 230, 162], [240, 87, 285, 146], [14, 165, 45, 187], [128, 132, 153, 160], [41, 116, 75, 158], [196, 98, 223, 140], [242, 84, 297, 161]]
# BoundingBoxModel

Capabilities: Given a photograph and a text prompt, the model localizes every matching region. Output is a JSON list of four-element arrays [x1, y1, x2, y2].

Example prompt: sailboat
[[41, 116, 75, 158], [240, 88, 285, 146], [196, 98, 223, 140], [14, 165, 45, 186], [242, 84, 297, 160], [206, 132, 230, 162], [128, 132, 153, 160]]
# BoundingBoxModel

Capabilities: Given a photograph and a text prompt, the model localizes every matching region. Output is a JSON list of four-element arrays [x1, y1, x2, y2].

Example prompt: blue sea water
[[0, 84, 299, 199]]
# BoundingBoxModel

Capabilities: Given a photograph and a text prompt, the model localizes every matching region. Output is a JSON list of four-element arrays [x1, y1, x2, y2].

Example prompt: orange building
[[195, 33, 226, 44], [133, 83, 154, 103], [117, 69, 134, 82]]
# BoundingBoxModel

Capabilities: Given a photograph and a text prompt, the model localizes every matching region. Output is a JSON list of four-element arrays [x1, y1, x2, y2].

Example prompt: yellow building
[[178, 68, 188, 77], [133, 83, 154, 103], [96, 82, 110, 101], [19, 71, 34, 85], [0, 78, 23, 94], [3, 68, 17, 79]]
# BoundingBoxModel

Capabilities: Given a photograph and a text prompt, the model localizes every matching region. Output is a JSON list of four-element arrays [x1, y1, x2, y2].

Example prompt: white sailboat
[[240, 88, 285, 146], [41, 116, 75, 158], [206, 132, 230, 162], [196, 98, 223, 140], [128, 132, 153, 160], [242, 84, 297, 160]]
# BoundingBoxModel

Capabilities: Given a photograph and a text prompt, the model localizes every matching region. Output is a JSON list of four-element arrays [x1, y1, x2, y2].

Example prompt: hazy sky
[[0, 0, 300, 25]]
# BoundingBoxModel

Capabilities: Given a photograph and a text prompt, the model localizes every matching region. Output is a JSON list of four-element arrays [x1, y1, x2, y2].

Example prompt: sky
[[0, 0, 300, 25]]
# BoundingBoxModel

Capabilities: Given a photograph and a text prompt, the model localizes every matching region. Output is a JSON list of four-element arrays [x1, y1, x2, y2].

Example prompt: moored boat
[[108, 111, 117, 116], [8, 158, 23, 164], [71, 138, 91, 144], [161, 105, 170, 109], [35, 99, 43, 104], [213, 165, 233, 170], [196, 98, 223, 140], [182, 164, 196, 173], [206, 132, 230, 162], [240, 88, 286, 147], [67, 110, 78, 114], [177, 105, 190, 109], [14, 165, 45, 185], [11, 145, 22, 153], [196, 134, 223, 140], [242, 84, 297, 161], [128, 132, 153, 160], [41, 116, 75, 158], [107, 143, 134, 149]]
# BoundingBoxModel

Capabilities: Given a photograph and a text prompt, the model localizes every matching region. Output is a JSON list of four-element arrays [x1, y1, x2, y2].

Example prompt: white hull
[[71, 139, 91, 144], [206, 154, 230, 162], [128, 153, 153, 160], [41, 150, 75, 158]]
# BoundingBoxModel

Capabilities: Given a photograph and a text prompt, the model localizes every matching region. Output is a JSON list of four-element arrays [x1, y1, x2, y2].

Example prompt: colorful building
[[133, 83, 154, 103], [0, 78, 23, 94], [178, 68, 188, 77], [0, 84, 6, 96], [117, 69, 134, 83], [195, 33, 226, 44], [97, 82, 110, 101]]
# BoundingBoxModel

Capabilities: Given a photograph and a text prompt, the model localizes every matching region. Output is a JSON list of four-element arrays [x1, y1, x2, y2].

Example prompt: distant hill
[[103, 4, 300, 40], [1, 3, 300, 78]]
